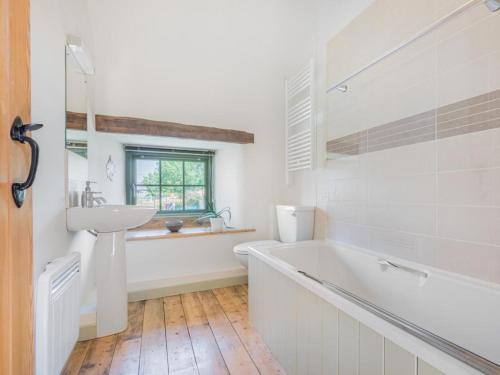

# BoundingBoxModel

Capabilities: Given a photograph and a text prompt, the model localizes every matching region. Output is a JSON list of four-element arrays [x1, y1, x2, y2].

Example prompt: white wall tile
[[329, 178, 367, 202], [368, 227, 436, 264], [437, 205, 500, 246], [328, 221, 370, 249], [367, 174, 436, 204], [437, 11, 500, 76], [438, 168, 500, 206], [436, 238, 500, 283], [488, 50, 500, 91], [365, 203, 435, 236], [437, 54, 490, 107], [385, 339, 417, 375], [437, 127, 500, 171], [328, 202, 366, 225], [365, 141, 436, 177], [318, 0, 500, 284]]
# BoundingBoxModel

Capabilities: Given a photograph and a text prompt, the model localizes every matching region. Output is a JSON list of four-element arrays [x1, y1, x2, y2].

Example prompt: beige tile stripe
[[327, 88, 500, 155]]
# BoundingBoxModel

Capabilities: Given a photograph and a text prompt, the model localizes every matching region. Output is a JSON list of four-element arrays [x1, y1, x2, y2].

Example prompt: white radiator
[[285, 59, 315, 184], [36, 253, 81, 375]]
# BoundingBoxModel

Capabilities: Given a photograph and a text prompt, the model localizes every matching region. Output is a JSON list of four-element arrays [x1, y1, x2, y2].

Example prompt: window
[[125, 147, 213, 215]]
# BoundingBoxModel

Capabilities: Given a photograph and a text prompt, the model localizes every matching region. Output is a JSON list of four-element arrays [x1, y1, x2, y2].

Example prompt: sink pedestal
[[66, 205, 156, 338], [95, 231, 128, 337]]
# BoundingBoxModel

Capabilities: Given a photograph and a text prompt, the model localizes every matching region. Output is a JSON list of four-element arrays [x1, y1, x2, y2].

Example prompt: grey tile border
[[327, 88, 500, 156]]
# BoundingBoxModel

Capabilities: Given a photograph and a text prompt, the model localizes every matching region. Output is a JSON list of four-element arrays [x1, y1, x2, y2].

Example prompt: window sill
[[126, 227, 256, 241], [132, 216, 209, 231]]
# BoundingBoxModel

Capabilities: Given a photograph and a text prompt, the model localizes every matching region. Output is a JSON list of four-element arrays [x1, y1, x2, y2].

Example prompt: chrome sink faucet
[[93, 196, 107, 207], [81, 181, 107, 208]]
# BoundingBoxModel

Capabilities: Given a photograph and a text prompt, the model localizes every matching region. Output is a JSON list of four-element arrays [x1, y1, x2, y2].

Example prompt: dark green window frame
[[125, 146, 214, 216]]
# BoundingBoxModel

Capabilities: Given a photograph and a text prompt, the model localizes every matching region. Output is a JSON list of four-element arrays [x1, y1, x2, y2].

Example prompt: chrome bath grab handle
[[378, 259, 428, 278]]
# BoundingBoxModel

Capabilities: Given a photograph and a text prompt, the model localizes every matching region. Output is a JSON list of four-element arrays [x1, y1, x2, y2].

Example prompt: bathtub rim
[[248, 239, 489, 375]]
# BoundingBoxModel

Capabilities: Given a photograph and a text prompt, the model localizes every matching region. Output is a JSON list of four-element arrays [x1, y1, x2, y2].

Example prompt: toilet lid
[[233, 240, 280, 255]]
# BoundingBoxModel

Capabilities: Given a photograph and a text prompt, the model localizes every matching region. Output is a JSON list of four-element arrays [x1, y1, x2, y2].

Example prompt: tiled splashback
[[322, 0, 500, 284], [327, 89, 500, 155]]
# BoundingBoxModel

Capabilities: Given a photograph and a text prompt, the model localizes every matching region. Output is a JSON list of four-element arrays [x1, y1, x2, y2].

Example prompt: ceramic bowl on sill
[[165, 220, 183, 232]]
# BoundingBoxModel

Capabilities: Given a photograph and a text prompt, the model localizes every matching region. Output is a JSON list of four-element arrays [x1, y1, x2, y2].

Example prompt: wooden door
[[0, 0, 34, 374]]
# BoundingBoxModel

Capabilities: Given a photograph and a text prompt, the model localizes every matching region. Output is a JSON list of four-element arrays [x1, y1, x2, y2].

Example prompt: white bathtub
[[248, 240, 500, 375]]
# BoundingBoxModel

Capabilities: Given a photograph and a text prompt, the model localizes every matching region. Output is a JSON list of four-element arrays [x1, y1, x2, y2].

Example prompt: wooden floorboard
[[78, 334, 118, 375], [63, 285, 284, 375], [197, 291, 259, 375], [164, 296, 199, 375], [181, 293, 228, 375], [61, 341, 90, 375], [139, 299, 169, 375], [109, 301, 145, 375], [212, 287, 285, 375]]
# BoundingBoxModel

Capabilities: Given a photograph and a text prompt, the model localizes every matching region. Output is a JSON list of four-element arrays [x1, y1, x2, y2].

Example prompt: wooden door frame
[[0, 0, 34, 374]]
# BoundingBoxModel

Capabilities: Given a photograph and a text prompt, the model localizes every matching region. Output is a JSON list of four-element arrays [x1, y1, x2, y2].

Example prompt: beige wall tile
[[367, 228, 436, 264], [329, 201, 367, 225], [488, 50, 500, 91], [438, 168, 500, 206], [365, 203, 435, 236], [438, 127, 500, 171], [435, 238, 500, 283], [328, 221, 370, 249], [367, 173, 436, 204], [437, 11, 500, 73], [437, 205, 500, 246], [322, 0, 500, 284], [437, 54, 490, 107]]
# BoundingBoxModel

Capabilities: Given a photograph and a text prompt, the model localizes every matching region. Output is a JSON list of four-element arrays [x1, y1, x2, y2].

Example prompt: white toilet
[[233, 205, 315, 268]]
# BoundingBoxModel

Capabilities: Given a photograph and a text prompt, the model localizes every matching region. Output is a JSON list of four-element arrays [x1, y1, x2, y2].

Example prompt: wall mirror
[[65, 36, 93, 158]]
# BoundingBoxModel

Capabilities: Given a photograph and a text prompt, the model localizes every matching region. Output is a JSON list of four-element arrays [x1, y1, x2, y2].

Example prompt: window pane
[[161, 160, 183, 185], [162, 187, 183, 211], [184, 161, 205, 185], [136, 159, 160, 185], [135, 186, 159, 209], [185, 187, 205, 210]]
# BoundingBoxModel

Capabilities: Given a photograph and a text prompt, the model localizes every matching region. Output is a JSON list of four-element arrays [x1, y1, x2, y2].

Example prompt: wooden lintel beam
[[66, 111, 87, 131], [95, 114, 254, 144]]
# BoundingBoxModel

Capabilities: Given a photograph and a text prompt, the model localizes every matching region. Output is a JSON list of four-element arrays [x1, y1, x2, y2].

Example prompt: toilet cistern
[[233, 205, 315, 269]]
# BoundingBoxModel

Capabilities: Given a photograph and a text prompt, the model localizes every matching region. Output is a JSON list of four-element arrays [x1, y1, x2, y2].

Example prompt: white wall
[[31, 0, 377, 298], [86, 0, 319, 238], [31, 0, 96, 306], [73, 0, 324, 285]]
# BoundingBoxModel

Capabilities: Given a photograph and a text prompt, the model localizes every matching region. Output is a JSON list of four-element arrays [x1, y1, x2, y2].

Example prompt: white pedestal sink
[[67, 205, 156, 337]]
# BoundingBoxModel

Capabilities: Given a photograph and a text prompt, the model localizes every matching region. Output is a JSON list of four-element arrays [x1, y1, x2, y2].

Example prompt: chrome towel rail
[[326, 0, 498, 94], [297, 270, 500, 375]]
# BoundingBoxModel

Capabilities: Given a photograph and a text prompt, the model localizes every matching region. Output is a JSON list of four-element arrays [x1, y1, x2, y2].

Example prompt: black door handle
[[10, 116, 43, 208]]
